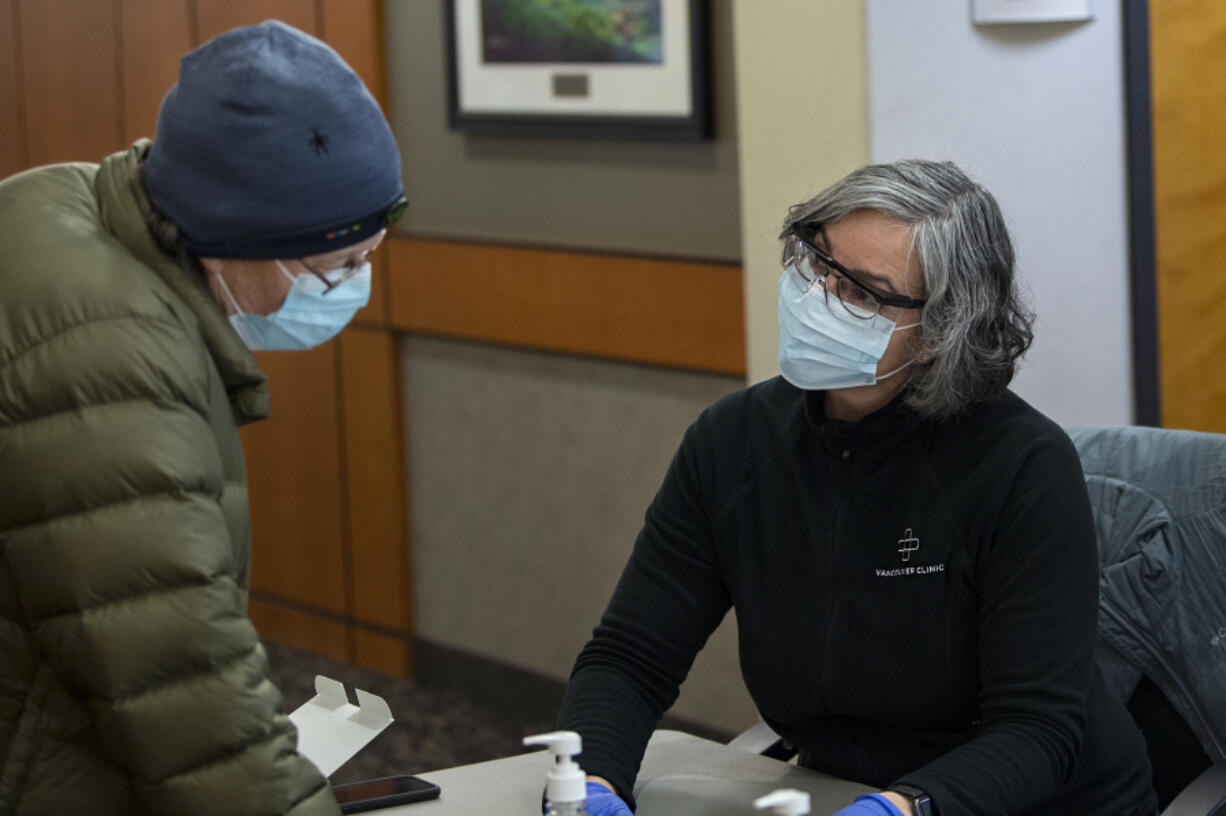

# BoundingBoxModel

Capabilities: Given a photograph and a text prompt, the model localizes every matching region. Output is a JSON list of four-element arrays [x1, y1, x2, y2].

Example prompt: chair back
[[1067, 425, 1226, 808]]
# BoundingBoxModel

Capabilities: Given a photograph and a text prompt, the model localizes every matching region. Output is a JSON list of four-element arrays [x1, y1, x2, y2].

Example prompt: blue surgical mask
[[777, 264, 919, 390], [215, 260, 371, 351]]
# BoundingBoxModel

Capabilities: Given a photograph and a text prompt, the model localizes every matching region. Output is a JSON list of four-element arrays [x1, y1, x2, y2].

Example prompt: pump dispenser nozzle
[[754, 788, 811, 815], [524, 731, 586, 813]]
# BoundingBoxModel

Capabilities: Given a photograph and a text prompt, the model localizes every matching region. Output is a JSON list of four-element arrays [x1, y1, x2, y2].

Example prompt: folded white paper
[[289, 675, 394, 777]]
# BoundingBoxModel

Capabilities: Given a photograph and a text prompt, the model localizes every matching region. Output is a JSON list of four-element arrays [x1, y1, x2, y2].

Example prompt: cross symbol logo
[[898, 528, 920, 562]]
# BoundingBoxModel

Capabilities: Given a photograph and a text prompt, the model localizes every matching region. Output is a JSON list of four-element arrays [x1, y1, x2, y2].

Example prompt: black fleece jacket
[[558, 378, 1155, 816]]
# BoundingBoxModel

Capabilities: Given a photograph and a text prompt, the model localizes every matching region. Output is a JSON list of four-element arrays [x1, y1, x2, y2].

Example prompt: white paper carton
[[289, 675, 393, 777]]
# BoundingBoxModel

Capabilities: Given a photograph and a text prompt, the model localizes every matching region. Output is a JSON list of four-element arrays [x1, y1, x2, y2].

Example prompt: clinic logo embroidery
[[898, 528, 920, 562], [310, 126, 329, 155], [875, 527, 945, 578]]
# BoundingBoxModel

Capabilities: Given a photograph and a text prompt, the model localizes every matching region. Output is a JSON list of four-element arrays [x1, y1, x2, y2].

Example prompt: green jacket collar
[[95, 141, 270, 425]]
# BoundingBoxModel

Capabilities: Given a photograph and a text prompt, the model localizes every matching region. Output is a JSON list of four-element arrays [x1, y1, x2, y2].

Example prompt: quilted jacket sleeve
[[1, 297, 338, 814]]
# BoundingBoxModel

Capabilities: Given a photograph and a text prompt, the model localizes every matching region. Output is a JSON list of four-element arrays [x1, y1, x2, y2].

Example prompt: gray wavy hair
[[781, 159, 1034, 419]]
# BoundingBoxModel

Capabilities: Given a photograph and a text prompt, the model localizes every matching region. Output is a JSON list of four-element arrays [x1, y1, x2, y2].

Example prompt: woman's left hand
[[833, 793, 909, 816]]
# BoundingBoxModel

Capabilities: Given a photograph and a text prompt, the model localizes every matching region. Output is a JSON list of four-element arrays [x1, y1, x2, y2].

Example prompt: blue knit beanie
[[142, 20, 404, 259]]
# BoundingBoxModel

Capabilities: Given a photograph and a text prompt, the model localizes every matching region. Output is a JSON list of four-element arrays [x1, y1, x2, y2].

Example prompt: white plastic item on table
[[754, 788, 811, 815]]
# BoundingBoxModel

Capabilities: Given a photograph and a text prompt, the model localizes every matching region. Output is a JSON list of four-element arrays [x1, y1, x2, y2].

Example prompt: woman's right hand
[[583, 780, 632, 815]]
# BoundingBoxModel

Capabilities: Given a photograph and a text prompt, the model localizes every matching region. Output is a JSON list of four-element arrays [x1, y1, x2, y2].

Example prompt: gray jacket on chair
[[1068, 426, 1226, 762]]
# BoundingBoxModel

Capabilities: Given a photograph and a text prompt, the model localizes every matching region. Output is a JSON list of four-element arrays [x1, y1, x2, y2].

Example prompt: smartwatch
[[888, 784, 934, 816]]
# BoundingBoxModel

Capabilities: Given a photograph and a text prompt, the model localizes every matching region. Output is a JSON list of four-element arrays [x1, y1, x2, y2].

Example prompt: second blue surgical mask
[[777, 264, 918, 390]]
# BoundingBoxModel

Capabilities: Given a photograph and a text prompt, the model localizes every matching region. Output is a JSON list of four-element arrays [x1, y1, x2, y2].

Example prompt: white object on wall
[[972, 0, 1093, 24]]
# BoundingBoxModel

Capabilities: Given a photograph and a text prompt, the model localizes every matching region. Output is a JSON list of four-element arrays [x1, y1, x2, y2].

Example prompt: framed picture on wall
[[445, 0, 710, 141]]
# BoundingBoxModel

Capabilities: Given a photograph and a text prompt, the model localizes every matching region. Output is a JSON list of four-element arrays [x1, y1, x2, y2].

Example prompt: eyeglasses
[[782, 222, 926, 319], [300, 231, 386, 295]]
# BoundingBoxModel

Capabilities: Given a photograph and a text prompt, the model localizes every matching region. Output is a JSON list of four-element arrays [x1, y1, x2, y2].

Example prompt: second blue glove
[[582, 780, 633, 816], [832, 793, 906, 816]]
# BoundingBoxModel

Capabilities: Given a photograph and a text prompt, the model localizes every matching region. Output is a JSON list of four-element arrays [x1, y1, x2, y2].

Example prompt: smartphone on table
[[331, 774, 441, 813]]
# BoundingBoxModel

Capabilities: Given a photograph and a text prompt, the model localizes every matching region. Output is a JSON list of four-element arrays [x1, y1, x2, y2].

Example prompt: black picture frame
[[444, 0, 710, 141]]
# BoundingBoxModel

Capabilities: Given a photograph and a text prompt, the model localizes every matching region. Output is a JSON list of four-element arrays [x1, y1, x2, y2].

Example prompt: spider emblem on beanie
[[141, 20, 404, 260]]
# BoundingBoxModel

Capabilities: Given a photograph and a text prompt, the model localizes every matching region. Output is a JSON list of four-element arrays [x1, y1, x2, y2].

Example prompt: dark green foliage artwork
[[480, 0, 663, 64]]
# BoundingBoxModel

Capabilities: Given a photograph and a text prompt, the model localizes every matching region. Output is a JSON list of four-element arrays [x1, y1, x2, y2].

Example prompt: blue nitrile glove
[[583, 780, 633, 816], [832, 793, 906, 816]]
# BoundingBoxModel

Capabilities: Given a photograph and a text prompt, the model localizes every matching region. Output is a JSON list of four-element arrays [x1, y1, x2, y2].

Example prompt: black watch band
[[888, 784, 935, 816]]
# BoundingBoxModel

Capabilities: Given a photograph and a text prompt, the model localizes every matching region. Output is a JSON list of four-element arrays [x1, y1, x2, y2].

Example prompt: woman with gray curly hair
[[778, 159, 1034, 421], [555, 160, 1158, 816]]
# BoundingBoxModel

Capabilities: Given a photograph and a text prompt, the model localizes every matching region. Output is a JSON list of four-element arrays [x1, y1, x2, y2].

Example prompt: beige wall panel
[[1150, 1, 1226, 432], [18, 0, 122, 166], [193, 0, 317, 42], [242, 343, 349, 614], [118, 0, 192, 145], [732, 0, 870, 384], [0, 0, 24, 176], [404, 336, 755, 732]]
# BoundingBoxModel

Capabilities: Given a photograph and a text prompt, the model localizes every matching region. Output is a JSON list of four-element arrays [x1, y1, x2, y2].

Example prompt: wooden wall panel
[[193, 0, 317, 42], [352, 251, 391, 326], [337, 328, 411, 637], [18, 0, 122, 166], [385, 238, 748, 376], [118, 0, 192, 145], [320, 0, 387, 107], [1150, 2, 1226, 432], [323, 0, 394, 326], [0, 0, 24, 177], [6, 0, 412, 675], [249, 596, 351, 665], [353, 628, 411, 679], [242, 343, 349, 614]]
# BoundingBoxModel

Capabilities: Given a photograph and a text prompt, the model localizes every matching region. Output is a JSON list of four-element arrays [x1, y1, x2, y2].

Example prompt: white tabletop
[[389, 729, 873, 815]]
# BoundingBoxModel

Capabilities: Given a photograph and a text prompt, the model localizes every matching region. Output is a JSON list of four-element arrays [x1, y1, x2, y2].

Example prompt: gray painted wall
[[402, 337, 755, 732], [384, 0, 742, 262]]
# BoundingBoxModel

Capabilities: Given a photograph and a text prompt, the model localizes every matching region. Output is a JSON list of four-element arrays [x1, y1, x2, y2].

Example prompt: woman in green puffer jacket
[[0, 21, 405, 815]]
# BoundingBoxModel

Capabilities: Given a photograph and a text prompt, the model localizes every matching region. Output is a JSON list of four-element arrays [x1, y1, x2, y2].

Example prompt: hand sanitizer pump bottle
[[754, 788, 811, 816], [523, 731, 587, 816]]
